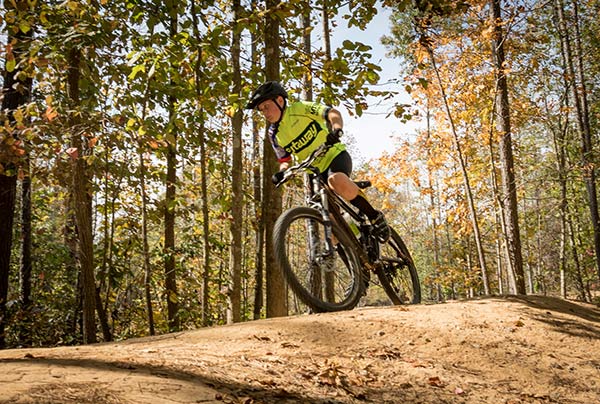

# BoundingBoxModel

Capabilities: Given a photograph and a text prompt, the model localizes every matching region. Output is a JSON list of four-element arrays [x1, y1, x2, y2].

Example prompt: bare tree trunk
[[94, 287, 112, 341], [568, 211, 587, 301], [494, 216, 504, 295], [67, 47, 97, 343], [303, 2, 313, 100], [490, 0, 525, 294], [139, 143, 155, 335], [18, 159, 32, 345], [264, 0, 287, 317], [164, 9, 180, 332], [190, 0, 213, 327], [425, 44, 490, 295], [0, 0, 33, 348], [555, 0, 600, 281], [252, 116, 264, 320], [547, 87, 569, 298], [251, 0, 264, 321], [489, 138, 515, 295], [0, 174, 16, 349], [137, 83, 155, 336], [322, 0, 333, 97], [424, 103, 441, 301], [228, 0, 244, 324], [97, 144, 118, 342]]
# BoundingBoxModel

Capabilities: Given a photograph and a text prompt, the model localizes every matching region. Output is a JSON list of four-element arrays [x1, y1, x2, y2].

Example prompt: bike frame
[[275, 144, 422, 308], [303, 171, 377, 272]]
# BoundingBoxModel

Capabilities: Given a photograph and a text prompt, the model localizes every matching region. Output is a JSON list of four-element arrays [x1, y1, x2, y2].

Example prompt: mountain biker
[[245, 80, 390, 243]]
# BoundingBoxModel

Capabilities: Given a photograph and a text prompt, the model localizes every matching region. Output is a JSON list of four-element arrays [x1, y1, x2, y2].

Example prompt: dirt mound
[[1, 295, 599, 403]]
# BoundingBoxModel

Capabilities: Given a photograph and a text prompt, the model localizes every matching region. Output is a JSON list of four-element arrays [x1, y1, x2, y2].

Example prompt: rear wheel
[[376, 227, 421, 304], [273, 207, 365, 313]]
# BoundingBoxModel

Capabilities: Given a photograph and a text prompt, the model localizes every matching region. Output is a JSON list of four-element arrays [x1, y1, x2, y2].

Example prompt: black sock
[[350, 194, 379, 220]]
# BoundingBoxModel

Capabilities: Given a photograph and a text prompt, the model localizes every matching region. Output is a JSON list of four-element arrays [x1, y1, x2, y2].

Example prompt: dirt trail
[[1, 295, 599, 403]]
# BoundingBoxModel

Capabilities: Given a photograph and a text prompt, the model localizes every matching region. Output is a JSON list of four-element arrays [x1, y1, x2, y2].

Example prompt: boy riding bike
[[245, 81, 390, 243]]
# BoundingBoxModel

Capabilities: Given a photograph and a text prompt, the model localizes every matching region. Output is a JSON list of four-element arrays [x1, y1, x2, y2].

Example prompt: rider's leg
[[325, 151, 390, 243], [329, 173, 390, 242], [329, 172, 378, 217]]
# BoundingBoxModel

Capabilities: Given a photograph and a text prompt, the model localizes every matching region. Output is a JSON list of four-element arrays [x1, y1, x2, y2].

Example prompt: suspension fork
[[303, 173, 334, 260], [318, 182, 335, 256]]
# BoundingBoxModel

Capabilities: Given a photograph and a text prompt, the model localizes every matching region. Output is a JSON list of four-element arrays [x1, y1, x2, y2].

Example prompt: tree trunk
[[18, 159, 32, 345], [302, 2, 313, 101], [138, 83, 155, 336], [67, 47, 97, 343], [425, 44, 490, 295], [252, 116, 264, 321], [0, 0, 33, 348], [164, 8, 179, 332], [555, 0, 600, 281], [264, 0, 287, 317], [139, 142, 155, 335], [490, 0, 525, 294], [424, 104, 442, 301], [322, 0, 333, 98], [250, 0, 264, 321], [0, 174, 16, 349], [228, 0, 244, 324], [190, 0, 212, 326], [97, 145, 117, 342], [95, 287, 112, 342], [547, 83, 569, 298]]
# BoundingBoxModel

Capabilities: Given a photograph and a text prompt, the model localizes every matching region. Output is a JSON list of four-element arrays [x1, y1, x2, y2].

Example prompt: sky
[[330, 6, 420, 163]]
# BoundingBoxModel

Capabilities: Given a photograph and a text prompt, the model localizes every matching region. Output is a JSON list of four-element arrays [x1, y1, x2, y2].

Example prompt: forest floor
[[0, 295, 599, 404]]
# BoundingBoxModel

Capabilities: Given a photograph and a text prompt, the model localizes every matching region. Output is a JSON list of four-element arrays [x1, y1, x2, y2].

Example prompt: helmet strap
[[274, 97, 286, 124]]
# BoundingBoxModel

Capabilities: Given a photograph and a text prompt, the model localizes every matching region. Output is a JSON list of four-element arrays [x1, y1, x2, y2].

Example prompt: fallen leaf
[[427, 376, 445, 388]]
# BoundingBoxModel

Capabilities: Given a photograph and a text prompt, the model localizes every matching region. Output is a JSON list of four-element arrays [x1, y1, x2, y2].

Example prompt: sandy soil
[[0, 295, 599, 404]]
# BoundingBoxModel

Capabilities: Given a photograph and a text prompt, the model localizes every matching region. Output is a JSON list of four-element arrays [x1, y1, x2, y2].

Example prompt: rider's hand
[[272, 170, 285, 185], [326, 128, 343, 146]]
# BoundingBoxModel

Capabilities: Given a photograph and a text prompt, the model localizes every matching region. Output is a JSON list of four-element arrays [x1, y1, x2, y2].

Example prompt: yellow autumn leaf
[[225, 106, 236, 118]]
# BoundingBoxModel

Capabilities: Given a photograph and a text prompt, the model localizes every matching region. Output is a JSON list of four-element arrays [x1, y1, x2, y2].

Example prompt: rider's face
[[257, 97, 283, 123]]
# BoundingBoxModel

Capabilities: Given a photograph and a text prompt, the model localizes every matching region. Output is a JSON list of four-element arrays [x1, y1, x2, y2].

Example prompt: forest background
[[0, 0, 598, 349]]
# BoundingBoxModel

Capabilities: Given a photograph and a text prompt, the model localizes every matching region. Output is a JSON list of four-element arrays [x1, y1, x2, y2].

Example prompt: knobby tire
[[375, 227, 421, 304], [273, 206, 364, 313]]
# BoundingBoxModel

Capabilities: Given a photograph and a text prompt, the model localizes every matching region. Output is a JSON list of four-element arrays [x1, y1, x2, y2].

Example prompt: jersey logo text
[[284, 121, 321, 154]]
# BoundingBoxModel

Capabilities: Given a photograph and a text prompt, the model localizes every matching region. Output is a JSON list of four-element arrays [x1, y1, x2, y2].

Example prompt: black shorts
[[320, 150, 352, 182]]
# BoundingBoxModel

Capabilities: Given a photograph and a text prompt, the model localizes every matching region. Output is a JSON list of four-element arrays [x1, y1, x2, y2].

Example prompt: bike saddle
[[354, 180, 371, 189]]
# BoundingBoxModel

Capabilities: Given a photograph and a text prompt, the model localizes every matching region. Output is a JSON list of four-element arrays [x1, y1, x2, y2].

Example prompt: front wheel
[[375, 227, 421, 304], [273, 206, 365, 313]]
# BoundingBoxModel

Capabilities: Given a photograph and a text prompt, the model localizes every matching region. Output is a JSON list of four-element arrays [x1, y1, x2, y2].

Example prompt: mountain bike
[[273, 144, 421, 313]]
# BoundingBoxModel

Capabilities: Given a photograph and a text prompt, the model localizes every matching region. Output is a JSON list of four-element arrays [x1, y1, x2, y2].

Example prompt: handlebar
[[275, 144, 331, 187]]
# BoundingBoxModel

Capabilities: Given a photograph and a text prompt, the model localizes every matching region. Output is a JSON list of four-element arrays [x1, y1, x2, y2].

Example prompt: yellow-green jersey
[[268, 101, 346, 173]]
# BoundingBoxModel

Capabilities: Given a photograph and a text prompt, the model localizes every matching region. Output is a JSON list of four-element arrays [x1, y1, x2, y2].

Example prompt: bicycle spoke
[[376, 228, 421, 305], [274, 207, 364, 313]]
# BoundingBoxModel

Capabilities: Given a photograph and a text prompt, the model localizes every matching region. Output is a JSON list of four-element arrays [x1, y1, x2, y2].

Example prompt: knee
[[328, 173, 358, 200]]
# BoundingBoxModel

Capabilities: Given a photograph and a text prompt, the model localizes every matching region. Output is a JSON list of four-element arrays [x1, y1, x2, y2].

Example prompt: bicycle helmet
[[245, 81, 288, 109]]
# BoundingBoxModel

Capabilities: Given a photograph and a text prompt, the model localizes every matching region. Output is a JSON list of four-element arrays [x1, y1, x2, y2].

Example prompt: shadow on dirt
[[501, 295, 600, 340], [0, 355, 345, 404]]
